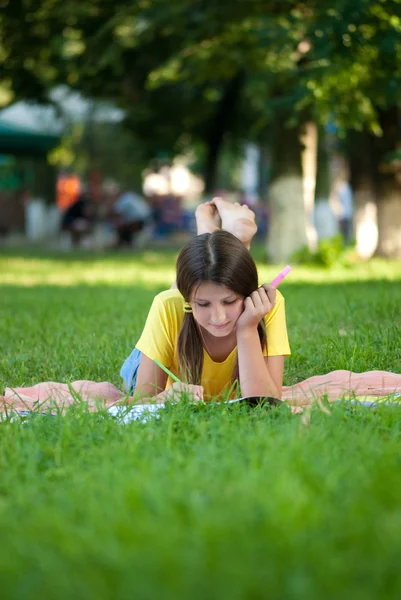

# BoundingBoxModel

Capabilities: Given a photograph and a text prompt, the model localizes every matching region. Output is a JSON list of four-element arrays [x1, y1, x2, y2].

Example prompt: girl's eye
[[195, 299, 238, 307]]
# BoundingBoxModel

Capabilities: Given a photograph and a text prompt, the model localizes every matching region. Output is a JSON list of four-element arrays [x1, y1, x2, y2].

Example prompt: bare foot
[[195, 201, 221, 235], [212, 197, 257, 249]]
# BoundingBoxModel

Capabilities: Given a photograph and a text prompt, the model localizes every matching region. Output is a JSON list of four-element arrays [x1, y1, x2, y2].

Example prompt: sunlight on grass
[[0, 252, 400, 287], [0, 256, 176, 287]]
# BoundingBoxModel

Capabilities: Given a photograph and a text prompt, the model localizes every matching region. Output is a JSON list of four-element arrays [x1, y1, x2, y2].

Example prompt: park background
[[1, 2, 401, 599], [1, 0, 401, 260]]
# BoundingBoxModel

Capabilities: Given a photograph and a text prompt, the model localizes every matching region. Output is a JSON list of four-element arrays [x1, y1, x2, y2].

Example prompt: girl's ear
[[238, 296, 247, 312]]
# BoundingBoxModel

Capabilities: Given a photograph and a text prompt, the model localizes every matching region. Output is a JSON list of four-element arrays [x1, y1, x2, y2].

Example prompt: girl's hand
[[236, 284, 276, 333], [166, 381, 204, 402]]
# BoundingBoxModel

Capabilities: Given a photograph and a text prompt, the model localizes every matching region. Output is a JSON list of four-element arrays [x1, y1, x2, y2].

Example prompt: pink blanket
[[1, 370, 400, 415]]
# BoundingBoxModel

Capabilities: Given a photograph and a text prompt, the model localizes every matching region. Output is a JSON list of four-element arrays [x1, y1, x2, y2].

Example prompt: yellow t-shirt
[[136, 289, 291, 400]]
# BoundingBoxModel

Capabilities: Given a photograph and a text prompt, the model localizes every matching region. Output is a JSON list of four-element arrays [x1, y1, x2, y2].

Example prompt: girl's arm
[[134, 353, 168, 402], [264, 355, 285, 397], [132, 353, 204, 403], [236, 287, 284, 399], [236, 329, 283, 398]]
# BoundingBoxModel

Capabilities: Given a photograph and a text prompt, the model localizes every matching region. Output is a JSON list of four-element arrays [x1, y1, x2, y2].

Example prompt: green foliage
[[291, 235, 355, 268], [3, 0, 401, 157], [49, 120, 146, 188], [298, 0, 401, 133]]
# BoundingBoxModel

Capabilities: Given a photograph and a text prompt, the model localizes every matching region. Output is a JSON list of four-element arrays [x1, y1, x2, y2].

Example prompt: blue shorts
[[120, 348, 142, 392]]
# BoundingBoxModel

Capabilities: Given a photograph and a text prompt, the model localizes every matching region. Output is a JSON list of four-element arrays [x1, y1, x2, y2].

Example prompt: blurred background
[[0, 0, 400, 263]]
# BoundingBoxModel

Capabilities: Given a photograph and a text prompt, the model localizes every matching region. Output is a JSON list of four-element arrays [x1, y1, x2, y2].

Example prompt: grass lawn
[[0, 247, 401, 599]]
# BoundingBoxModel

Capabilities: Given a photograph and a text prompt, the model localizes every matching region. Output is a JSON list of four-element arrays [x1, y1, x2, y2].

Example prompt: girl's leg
[[195, 200, 221, 235], [195, 197, 258, 249], [212, 197, 257, 250]]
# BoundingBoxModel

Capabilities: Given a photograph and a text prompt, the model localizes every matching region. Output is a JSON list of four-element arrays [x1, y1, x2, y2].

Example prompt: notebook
[[108, 395, 283, 424]]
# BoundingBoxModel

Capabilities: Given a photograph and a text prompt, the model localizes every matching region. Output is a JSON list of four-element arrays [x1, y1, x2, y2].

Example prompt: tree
[[1, 0, 259, 188], [297, 0, 401, 257], [3, 0, 401, 258]]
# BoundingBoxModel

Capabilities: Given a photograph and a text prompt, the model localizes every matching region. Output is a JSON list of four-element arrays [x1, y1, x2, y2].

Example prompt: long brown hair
[[176, 230, 266, 385]]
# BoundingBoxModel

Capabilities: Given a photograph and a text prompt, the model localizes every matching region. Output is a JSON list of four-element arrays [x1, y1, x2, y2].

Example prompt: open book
[[108, 395, 283, 424]]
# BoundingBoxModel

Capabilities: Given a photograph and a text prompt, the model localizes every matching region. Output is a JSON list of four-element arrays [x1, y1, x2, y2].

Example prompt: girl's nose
[[210, 305, 226, 324]]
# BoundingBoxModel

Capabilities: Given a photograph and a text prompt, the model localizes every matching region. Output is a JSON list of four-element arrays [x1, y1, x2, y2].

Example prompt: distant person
[[335, 181, 354, 243], [158, 193, 184, 236], [61, 193, 94, 246], [57, 174, 80, 212], [112, 189, 152, 247]]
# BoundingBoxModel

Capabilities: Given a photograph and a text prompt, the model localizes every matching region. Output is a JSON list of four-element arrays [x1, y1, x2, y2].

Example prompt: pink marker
[[270, 265, 292, 288]]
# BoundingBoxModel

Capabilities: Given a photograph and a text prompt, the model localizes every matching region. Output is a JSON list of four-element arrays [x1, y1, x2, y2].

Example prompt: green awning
[[0, 119, 61, 156]]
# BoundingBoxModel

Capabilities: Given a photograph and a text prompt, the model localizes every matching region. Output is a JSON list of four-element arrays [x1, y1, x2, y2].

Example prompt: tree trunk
[[314, 127, 331, 201], [300, 121, 318, 251], [348, 131, 378, 259], [313, 127, 339, 240], [266, 119, 312, 263], [203, 71, 245, 195], [373, 107, 401, 258], [375, 192, 401, 257], [241, 143, 259, 205]]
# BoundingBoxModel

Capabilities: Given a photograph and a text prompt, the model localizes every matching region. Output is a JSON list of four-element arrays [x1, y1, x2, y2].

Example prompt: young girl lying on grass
[[2, 199, 401, 414], [120, 197, 290, 404]]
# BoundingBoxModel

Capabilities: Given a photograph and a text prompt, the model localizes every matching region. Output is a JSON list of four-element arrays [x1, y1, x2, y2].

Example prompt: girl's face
[[190, 281, 244, 338]]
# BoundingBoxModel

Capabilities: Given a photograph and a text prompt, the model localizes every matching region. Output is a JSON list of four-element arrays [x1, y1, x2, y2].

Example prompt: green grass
[[1, 248, 401, 599]]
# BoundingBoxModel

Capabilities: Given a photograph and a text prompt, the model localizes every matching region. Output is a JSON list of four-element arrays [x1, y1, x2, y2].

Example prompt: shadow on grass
[[0, 244, 184, 266], [0, 241, 269, 267]]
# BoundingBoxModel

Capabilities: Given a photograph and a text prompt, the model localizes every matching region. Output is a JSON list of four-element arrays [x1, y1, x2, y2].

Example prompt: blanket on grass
[[1, 370, 400, 416]]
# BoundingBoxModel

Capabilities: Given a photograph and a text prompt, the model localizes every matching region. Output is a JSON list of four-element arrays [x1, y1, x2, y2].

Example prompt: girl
[[121, 198, 290, 404]]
